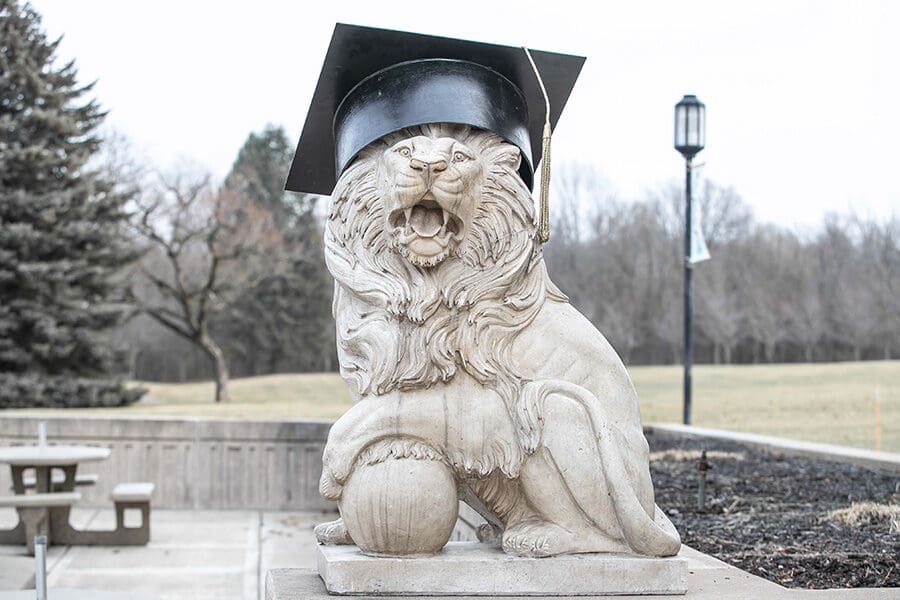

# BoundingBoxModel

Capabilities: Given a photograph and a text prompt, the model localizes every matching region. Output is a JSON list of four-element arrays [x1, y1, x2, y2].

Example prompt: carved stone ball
[[339, 456, 458, 557]]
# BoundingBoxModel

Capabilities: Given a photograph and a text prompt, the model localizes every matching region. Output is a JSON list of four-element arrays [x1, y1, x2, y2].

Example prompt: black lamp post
[[674, 94, 706, 425]]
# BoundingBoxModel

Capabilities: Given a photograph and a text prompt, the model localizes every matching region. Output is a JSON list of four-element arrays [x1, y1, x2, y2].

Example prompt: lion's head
[[378, 133, 486, 267], [325, 124, 564, 400]]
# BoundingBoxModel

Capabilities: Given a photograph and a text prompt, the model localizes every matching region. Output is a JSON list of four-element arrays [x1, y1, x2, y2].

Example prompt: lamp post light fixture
[[674, 94, 706, 160], [674, 94, 706, 425]]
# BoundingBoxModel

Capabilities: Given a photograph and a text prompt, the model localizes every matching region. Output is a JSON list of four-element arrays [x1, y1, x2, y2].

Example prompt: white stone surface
[[111, 482, 155, 502], [317, 542, 688, 596], [0, 445, 110, 466], [319, 124, 680, 559]]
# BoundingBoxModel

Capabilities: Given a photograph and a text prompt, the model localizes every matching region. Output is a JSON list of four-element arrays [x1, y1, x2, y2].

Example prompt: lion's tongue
[[409, 205, 443, 238]]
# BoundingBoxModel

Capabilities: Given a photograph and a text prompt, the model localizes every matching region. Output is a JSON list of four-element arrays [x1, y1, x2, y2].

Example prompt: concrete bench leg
[[16, 507, 49, 556], [114, 500, 151, 545], [0, 520, 25, 545]]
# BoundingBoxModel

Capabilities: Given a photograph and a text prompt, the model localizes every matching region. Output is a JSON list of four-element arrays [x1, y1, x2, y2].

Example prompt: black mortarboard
[[285, 23, 585, 196]]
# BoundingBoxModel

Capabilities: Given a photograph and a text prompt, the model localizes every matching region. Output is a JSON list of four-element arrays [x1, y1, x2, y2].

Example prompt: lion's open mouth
[[388, 196, 464, 267]]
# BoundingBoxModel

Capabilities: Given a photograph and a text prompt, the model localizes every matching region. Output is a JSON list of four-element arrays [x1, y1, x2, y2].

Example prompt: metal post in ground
[[683, 157, 693, 425], [35, 534, 47, 600], [673, 93, 706, 425]]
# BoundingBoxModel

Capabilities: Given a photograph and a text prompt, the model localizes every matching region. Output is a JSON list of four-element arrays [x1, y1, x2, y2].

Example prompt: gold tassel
[[524, 47, 552, 244], [539, 122, 551, 243]]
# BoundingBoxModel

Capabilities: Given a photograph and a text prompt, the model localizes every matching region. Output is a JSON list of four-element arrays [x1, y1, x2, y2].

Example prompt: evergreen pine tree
[[0, 1, 142, 407], [217, 125, 335, 374]]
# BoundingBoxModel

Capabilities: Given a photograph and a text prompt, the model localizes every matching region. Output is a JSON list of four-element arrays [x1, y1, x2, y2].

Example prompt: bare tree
[[649, 281, 683, 364], [855, 216, 900, 359], [658, 179, 753, 247], [584, 201, 671, 363], [130, 168, 281, 402], [696, 252, 745, 364], [544, 162, 616, 312], [783, 244, 827, 362], [817, 217, 881, 360], [739, 227, 796, 362]]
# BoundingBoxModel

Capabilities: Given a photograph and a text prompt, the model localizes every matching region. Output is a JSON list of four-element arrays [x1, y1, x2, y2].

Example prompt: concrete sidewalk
[[1, 507, 335, 599], [3, 508, 899, 599]]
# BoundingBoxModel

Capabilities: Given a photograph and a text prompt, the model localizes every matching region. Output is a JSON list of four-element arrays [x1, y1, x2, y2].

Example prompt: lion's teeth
[[403, 208, 412, 223], [442, 209, 449, 225]]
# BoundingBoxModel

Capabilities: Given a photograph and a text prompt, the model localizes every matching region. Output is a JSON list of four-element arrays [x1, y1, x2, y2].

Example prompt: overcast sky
[[30, 0, 900, 229]]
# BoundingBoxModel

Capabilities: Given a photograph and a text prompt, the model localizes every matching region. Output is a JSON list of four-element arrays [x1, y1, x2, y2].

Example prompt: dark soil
[[647, 432, 900, 589]]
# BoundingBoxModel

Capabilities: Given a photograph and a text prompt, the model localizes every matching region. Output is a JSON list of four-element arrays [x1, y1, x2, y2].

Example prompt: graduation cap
[[285, 23, 585, 241]]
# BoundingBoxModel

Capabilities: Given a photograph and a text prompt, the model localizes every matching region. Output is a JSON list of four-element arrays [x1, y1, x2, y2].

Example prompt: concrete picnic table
[[0, 445, 110, 494], [0, 444, 113, 550]]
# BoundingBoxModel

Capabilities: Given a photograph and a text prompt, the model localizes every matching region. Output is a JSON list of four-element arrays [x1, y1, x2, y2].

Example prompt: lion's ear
[[496, 145, 521, 171]]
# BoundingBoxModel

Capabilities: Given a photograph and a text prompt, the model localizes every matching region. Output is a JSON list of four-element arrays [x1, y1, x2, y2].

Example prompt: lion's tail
[[519, 380, 682, 557]]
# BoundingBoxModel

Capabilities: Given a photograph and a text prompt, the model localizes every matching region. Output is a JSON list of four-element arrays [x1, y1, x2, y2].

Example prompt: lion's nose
[[409, 158, 448, 175]]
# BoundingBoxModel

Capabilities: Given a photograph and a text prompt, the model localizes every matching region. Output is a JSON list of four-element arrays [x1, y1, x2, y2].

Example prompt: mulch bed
[[647, 432, 899, 589]]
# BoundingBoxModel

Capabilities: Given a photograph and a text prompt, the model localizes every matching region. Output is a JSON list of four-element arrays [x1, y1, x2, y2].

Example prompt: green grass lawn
[[632, 361, 899, 452], [5, 361, 898, 452]]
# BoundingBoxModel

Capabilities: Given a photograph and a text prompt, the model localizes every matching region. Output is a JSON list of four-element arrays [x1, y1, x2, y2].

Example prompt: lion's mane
[[325, 124, 565, 409]]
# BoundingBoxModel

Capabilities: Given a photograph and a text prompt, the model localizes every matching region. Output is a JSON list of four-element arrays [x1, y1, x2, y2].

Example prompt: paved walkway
[[2, 508, 899, 599], [1, 507, 336, 599]]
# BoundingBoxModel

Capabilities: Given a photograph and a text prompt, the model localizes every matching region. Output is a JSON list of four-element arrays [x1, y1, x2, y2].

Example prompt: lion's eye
[[453, 151, 468, 162], [397, 147, 411, 157]]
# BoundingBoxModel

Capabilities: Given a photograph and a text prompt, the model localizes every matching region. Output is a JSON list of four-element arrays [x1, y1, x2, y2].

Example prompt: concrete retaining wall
[[0, 416, 334, 510], [645, 423, 900, 472], [5, 415, 894, 512]]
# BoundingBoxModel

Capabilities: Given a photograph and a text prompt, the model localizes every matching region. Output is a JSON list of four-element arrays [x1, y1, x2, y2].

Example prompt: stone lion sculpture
[[315, 123, 681, 559]]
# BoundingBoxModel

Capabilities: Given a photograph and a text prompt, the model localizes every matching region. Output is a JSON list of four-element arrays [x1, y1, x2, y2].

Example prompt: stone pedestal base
[[317, 542, 688, 596]]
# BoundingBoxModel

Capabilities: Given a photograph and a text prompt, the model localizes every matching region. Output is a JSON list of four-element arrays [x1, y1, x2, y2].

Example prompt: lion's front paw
[[502, 519, 575, 558], [315, 518, 354, 545]]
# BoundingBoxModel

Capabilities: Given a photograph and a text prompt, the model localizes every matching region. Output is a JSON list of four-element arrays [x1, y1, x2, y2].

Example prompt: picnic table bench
[[110, 482, 155, 545], [0, 492, 81, 554]]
